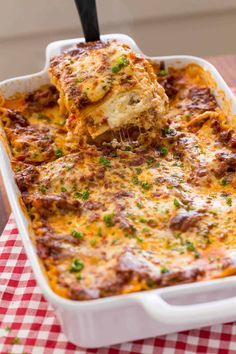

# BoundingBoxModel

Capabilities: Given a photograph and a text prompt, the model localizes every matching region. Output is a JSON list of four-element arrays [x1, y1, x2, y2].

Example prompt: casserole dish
[[1, 34, 236, 348]]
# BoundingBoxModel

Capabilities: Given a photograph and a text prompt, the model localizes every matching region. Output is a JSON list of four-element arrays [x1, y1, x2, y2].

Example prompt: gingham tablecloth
[[1, 217, 236, 354]]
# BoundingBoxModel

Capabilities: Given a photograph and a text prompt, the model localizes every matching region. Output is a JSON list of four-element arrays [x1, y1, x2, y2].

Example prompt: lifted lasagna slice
[[49, 40, 168, 143]]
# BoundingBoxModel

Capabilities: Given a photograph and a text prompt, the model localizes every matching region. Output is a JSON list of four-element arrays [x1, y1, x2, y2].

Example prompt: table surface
[[1, 54, 236, 234]]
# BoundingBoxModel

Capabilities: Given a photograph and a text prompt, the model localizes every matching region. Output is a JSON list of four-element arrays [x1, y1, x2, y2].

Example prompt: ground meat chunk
[[25, 85, 59, 111], [83, 200, 102, 210], [6, 109, 29, 127], [170, 210, 202, 232], [214, 151, 236, 176], [114, 190, 134, 198], [186, 87, 217, 112], [157, 74, 178, 100], [36, 231, 82, 259], [15, 165, 39, 192], [25, 194, 81, 217], [5, 124, 56, 165], [211, 118, 236, 149]]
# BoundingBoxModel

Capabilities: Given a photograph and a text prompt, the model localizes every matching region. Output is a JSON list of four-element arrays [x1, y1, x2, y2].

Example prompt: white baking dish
[[1, 34, 236, 348]]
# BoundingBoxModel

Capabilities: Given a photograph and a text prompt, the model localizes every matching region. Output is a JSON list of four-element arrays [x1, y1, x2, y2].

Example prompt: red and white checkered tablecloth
[[1, 88, 236, 354], [1, 219, 236, 354]]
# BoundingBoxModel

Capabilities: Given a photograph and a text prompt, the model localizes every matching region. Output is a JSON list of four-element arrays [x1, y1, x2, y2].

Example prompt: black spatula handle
[[74, 0, 100, 42]]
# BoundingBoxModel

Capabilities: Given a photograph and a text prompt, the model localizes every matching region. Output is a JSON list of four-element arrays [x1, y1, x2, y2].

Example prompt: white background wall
[[1, 0, 236, 81]]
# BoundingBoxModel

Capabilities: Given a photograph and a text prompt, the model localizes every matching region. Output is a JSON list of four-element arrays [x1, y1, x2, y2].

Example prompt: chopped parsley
[[140, 218, 148, 223], [173, 198, 181, 208], [219, 177, 229, 186], [111, 56, 129, 73], [103, 213, 114, 227], [90, 239, 97, 247], [162, 127, 174, 135], [158, 69, 168, 77], [74, 77, 83, 84], [61, 186, 67, 192], [38, 185, 47, 193], [185, 112, 191, 118], [136, 202, 143, 208], [76, 273, 82, 281], [71, 230, 83, 240], [135, 167, 143, 175], [37, 112, 48, 120], [185, 241, 200, 258], [55, 148, 63, 158], [146, 158, 154, 168], [132, 175, 139, 185], [141, 181, 152, 191], [75, 190, 90, 200], [97, 227, 102, 237], [226, 197, 232, 206], [70, 258, 84, 272], [124, 232, 135, 239], [136, 236, 144, 243], [160, 265, 169, 274], [99, 156, 111, 167], [159, 146, 168, 157]]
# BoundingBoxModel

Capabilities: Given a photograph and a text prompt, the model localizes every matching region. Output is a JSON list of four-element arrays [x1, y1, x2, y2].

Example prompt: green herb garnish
[[61, 186, 67, 192], [141, 181, 152, 190], [39, 185, 47, 193], [37, 112, 48, 120], [97, 227, 102, 237], [158, 69, 168, 76], [220, 177, 229, 186], [146, 159, 154, 168], [75, 190, 90, 200], [55, 148, 63, 158], [163, 127, 174, 135], [185, 241, 200, 258], [159, 146, 168, 157], [103, 213, 114, 227], [160, 265, 169, 274], [226, 197, 232, 206], [70, 258, 84, 272], [139, 218, 148, 223], [90, 239, 97, 247], [71, 230, 83, 240], [136, 236, 144, 243], [99, 156, 111, 167], [135, 167, 143, 175], [76, 273, 82, 281], [111, 56, 129, 73], [132, 176, 139, 185], [173, 198, 181, 208]]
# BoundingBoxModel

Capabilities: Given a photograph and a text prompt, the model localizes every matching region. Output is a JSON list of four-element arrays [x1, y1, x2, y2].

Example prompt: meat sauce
[[1, 64, 236, 300]]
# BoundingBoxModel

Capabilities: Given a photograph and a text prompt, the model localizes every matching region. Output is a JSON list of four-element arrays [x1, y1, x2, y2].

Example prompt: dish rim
[[1, 33, 236, 312]]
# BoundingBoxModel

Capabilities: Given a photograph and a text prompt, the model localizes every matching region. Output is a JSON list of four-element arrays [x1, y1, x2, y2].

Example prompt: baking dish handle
[[139, 291, 236, 324]]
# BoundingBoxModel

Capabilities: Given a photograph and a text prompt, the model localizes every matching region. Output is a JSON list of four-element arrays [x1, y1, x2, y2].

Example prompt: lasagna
[[1, 47, 236, 300], [49, 40, 168, 144]]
